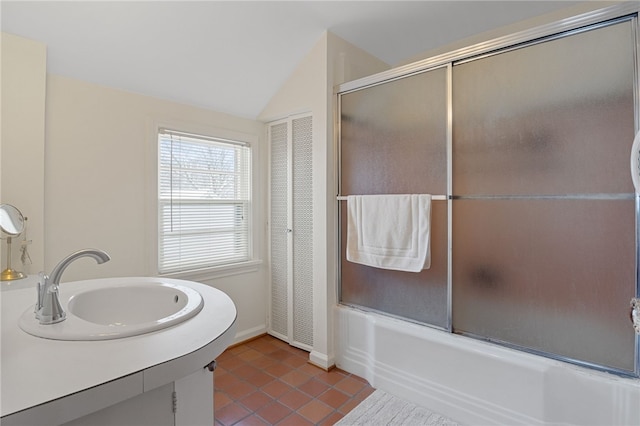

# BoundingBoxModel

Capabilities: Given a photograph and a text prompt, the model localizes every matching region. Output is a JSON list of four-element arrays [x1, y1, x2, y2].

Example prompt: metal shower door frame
[[335, 2, 640, 377]]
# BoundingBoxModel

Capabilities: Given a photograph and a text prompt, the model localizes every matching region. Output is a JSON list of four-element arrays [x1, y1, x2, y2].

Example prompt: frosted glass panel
[[338, 16, 637, 374], [341, 68, 447, 196], [451, 19, 637, 374], [453, 21, 635, 196], [452, 199, 636, 372], [340, 201, 448, 325], [339, 68, 448, 327]]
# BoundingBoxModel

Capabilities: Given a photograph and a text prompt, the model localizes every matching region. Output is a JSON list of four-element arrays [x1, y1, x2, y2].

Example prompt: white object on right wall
[[631, 298, 640, 335], [630, 130, 640, 193]]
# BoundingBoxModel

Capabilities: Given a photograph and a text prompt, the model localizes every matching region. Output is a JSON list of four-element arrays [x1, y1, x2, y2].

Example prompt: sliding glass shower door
[[340, 67, 449, 328], [337, 9, 639, 376], [451, 19, 637, 373]]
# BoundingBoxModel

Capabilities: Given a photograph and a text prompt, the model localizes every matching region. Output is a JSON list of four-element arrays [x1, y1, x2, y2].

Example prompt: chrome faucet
[[35, 249, 111, 324]]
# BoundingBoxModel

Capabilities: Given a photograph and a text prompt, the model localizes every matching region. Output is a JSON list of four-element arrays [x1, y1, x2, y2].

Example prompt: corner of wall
[[326, 31, 390, 86], [323, 31, 390, 368], [257, 29, 389, 369], [258, 32, 328, 123]]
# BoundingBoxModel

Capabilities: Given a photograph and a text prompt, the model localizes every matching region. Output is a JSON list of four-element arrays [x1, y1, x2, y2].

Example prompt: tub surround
[[336, 306, 640, 426], [0, 277, 237, 426]]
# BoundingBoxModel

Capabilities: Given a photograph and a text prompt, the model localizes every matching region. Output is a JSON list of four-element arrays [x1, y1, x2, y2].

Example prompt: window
[[158, 128, 251, 274]]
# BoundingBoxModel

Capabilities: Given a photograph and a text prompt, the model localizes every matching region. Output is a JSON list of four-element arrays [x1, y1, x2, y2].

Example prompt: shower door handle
[[631, 298, 640, 335], [630, 130, 640, 193]]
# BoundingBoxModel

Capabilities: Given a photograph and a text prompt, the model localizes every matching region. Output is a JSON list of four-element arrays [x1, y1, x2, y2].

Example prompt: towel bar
[[337, 195, 448, 201]]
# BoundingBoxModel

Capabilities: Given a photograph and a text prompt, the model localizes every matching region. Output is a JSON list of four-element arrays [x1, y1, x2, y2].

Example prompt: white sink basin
[[19, 281, 204, 340]]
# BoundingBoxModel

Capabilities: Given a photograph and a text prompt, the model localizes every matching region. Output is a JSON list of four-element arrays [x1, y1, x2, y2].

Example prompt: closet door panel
[[269, 115, 314, 349], [292, 116, 313, 347], [269, 122, 289, 338]]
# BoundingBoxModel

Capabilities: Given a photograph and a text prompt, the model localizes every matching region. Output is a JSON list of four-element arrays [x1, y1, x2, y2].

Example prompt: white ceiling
[[2, 1, 581, 119]]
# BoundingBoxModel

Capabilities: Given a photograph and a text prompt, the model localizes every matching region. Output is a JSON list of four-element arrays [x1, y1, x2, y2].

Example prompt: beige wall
[[7, 70, 267, 340], [1, 33, 46, 275], [1, 29, 389, 349]]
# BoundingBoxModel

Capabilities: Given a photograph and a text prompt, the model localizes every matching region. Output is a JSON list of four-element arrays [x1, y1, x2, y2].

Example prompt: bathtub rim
[[335, 304, 640, 426]]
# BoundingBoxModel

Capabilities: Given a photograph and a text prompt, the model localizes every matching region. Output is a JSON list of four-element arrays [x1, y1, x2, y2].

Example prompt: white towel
[[346, 194, 431, 272]]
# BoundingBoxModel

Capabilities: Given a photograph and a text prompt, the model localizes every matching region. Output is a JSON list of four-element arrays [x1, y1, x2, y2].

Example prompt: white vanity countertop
[[0, 276, 237, 421]]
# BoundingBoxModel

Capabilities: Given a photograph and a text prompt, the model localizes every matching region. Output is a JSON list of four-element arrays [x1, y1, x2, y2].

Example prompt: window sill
[[159, 259, 263, 282]]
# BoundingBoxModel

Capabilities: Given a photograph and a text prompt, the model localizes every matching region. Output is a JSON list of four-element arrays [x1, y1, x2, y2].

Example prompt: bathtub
[[335, 306, 640, 425]]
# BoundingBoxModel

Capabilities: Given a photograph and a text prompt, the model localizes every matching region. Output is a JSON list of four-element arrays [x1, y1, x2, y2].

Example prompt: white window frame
[[151, 122, 261, 280]]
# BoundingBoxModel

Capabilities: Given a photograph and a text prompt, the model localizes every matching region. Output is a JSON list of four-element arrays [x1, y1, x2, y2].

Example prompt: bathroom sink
[[19, 281, 204, 340]]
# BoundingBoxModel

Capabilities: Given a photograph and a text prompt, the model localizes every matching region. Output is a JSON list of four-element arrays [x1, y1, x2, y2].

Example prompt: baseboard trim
[[233, 324, 267, 345], [310, 350, 335, 371]]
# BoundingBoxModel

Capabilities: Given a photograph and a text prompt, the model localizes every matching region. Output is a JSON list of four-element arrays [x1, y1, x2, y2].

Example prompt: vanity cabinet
[[1, 278, 236, 426], [62, 369, 212, 426]]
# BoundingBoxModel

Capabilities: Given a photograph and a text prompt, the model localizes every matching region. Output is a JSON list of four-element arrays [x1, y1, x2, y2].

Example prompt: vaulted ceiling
[[2, 1, 582, 118]]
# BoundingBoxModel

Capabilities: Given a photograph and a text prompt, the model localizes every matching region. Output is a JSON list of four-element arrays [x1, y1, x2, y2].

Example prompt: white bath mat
[[336, 390, 461, 426]]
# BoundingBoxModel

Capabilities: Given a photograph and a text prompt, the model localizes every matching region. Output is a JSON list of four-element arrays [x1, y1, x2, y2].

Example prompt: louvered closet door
[[291, 116, 313, 347], [269, 121, 289, 339], [269, 115, 313, 350]]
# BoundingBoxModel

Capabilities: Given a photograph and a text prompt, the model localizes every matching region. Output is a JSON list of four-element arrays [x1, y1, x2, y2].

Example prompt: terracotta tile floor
[[214, 334, 375, 425]]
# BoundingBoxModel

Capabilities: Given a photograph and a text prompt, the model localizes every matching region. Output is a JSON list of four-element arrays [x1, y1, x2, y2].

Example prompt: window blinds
[[158, 129, 251, 274]]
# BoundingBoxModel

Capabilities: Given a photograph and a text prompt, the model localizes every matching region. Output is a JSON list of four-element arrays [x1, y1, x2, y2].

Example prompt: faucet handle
[[35, 273, 66, 324], [35, 272, 47, 314], [34, 249, 109, 325]]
